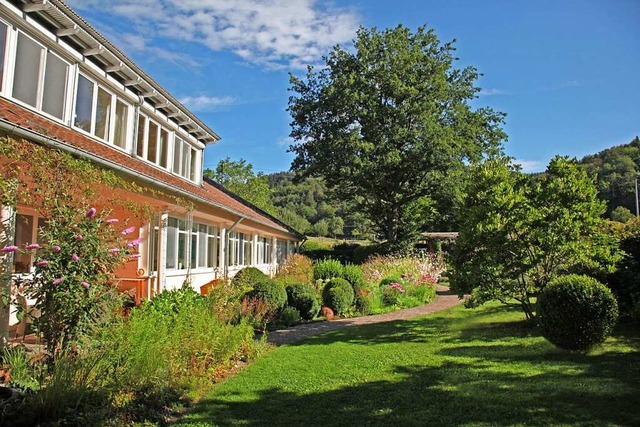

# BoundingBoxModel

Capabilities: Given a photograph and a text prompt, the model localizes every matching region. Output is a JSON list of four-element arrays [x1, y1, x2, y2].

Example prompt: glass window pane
[[190, 228, 197, 268], [198, 224, 207, 267], [151, 227, 159, 273], [147, 121, 158, 163], [182, 143, 190, 178], [94, 87, 111, 140], [0, 23, 7, 87], [159, 129, 168, 168], [13, 214, 33, 273], [166, 218, 176, 269], [114, 100, 128, 149], [173, 137, 182, 174], [190, 148, 197, 181], [136, 115, 146, 157], [74, 74, 94, 132], [42, 53, 67, 119], [178, 233, 186, 270], [13, 33, 42, 107]]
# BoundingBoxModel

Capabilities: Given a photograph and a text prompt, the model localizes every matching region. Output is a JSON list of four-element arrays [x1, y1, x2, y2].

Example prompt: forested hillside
[[579, 136, 640, 221]]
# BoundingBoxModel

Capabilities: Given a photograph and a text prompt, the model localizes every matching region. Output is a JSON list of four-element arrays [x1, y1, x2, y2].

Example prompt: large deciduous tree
[[288, 25, 506, 247], [450, 156, 621, 320]]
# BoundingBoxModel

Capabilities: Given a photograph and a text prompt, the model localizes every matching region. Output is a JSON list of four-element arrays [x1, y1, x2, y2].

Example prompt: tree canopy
[[288, 25, 506, 247], [450, 156, 620, 320]]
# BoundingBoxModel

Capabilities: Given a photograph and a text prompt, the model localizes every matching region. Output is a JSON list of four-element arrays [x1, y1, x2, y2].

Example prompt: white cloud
[[66, 0, 359, 70], [514, 159, 544, 173], [179, 95, 237, 112], [276, 136, 295, 147], [479, 88, 510, 96]]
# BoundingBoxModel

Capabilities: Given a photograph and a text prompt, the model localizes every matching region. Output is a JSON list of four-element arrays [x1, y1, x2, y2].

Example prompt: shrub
[[313, 258, 344, 281], [280, 306, 302, 327], [355, 293, 373, 315], [538, 275, 619, 351], [232, 267, 268, 293], [343, 264, 366, 293], [322, 278, 354, 315], [286, 283, 320, 320], [244, 278, 287, 320], [382, 282, 406, 306], [379, 276, 405, 288], [141, 286, 203, 317], [275, 254, 313, 285]]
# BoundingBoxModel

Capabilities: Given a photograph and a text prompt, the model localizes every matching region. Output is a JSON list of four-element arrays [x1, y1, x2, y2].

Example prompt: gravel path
[[267, 285, 462, 346]]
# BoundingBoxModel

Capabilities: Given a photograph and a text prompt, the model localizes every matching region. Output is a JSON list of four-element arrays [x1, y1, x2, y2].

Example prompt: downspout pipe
[[224, 217, 244, 279]]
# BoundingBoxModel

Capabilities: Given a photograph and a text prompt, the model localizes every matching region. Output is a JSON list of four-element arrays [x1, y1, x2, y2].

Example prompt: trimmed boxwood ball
[[232, 267, 268, 293], [286, 283, 320, 320], [355, 293, 373, 315], [538, 275, 618, 352], [244, 278, 287, 318], [280, 306, 302, 327], [322, 278, 355, 316]]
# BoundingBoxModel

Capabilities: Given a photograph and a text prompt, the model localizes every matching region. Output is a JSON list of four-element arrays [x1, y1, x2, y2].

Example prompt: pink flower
[[76, 234, 83, 240], [127, 237, 143, 248], [121, 226, 135, 236], [129, 254, 141, 260], [1, 245, 18, 253], [36, 260, 49, 267], [53, 245, 61, 252], [108, 248, 120, 254], [25, 243, 40, 250], [53, 277, 64, 285], [86, 207, 97, 218], [72, 253, 79, 262], [81, 281, 90, 290], [389, 282, 405, 293], [106, 218, 119, 224]]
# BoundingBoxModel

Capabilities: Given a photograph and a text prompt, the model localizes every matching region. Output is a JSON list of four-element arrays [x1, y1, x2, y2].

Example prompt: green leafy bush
[[232, 267, 269, 293], [245, 278, 287, 320], [343, 264, 366, 293], [379, 276, 405, 288], [382, 282, 406, 306], [313, 258, 344, 281], [141, 286, 203, 317], [280, 306, 302, 327], [322, 278, 354, 315], [538, 275, 619, 351], [355, 293, 373, 315], [286, 283, 320, 320]]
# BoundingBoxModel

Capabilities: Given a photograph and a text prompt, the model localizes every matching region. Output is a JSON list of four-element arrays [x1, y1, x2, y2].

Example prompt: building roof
[[0, 96, 301, 238]]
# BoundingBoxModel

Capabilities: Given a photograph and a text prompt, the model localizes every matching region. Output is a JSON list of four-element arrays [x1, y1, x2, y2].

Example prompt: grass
[[175, 303, 640, 427]]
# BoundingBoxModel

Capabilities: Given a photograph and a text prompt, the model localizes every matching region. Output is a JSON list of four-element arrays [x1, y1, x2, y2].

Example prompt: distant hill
[[579, 136, 640, 220]]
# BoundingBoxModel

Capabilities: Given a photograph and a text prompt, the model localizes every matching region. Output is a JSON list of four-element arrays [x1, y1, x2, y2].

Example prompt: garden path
[[267, 285, 462, 345]]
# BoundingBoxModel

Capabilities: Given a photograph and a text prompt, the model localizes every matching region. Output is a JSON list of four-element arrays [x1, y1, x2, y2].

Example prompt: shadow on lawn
[[176, 353, 640, 427], [175, 317, 640, 427]]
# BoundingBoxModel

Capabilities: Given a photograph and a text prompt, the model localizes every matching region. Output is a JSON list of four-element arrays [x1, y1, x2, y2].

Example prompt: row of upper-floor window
[[0, 20, 202, 183]]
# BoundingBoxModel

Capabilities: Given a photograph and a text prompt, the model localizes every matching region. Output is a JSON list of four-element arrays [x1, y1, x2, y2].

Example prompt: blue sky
[[66, 0, 640, 174]]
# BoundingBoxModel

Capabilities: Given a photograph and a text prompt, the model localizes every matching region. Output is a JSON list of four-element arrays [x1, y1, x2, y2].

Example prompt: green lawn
[[176, 303, 640, 427]]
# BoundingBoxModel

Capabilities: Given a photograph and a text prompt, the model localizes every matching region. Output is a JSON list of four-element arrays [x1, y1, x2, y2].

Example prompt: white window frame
[[9, 30, 70, 121], [73, 72, 131, 150]]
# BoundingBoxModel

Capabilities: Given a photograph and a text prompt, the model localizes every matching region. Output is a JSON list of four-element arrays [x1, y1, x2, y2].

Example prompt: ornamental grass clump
[[275, 253, 313, 286], [313, 258, 344, 281], [537, 275, 618, 352]]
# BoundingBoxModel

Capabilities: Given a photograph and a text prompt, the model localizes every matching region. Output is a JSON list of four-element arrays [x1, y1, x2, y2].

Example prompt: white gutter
[[0, 119, 296, 232]]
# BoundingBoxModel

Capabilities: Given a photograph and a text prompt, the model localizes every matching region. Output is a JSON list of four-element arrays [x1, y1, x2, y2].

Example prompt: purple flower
[[129, 254, 141, 259], [36, 260, 49, 267], [121, 226, 135, 236], [108, 248, 120, 254], [86, 207, 97, 218], [76, 234, 83, 240], [25, 243, 40, 250], [53, 278, 64, 285], [106, 218, 119, 224], [81, 281, 90, 290], [1, 245, 19, 253], [127, 237, 143, 248], [388, 282, 405, 293], [53, 245, 61, 252], [72, 253, 79, 262]]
